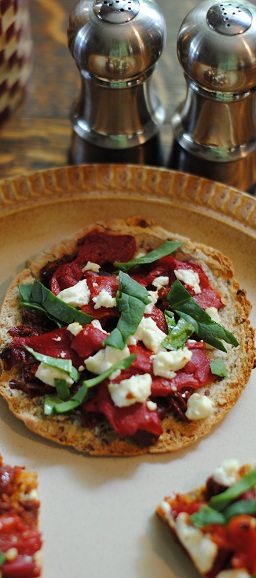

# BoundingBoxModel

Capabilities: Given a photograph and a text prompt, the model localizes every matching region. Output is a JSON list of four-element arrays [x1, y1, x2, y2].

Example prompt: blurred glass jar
[[0, 0, 32, 125]]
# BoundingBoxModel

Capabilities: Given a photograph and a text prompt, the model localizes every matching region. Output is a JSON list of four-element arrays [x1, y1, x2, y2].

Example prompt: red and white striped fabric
[[0, 0, 32, 124]]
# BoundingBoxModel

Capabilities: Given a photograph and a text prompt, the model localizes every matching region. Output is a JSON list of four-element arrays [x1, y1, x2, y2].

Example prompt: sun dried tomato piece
[[76, 232, 136, 265], [83, 381, 162, 438], [71, 324, 107, 358]]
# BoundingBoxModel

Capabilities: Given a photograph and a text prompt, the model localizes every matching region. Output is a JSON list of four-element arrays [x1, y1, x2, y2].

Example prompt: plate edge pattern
[[0, 164, 255, 230]]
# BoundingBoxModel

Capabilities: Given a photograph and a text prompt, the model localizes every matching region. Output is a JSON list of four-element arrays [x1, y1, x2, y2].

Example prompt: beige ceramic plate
[[0, 164, 255, 578]]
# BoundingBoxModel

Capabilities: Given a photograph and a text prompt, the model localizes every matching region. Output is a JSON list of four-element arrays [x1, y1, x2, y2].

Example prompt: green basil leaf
[[191, 505, 226, 527], [209, 468, 256, 511], [54, 379, 71, 401], [19, 279, 93, 327], [104, 272, 150, 349], [44, 394, 63, 415], [224, 498, 256, 521], [210, 358, 228, 378], [114, 241, 183, 271], [48, 353, 136, 415], [25, 346, 80, 382], [164, 310, 176, 330], [162, 310, 194, 350], [167, 280, 239, 352]]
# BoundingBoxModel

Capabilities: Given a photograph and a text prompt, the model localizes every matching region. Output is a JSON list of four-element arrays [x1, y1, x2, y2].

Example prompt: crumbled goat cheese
[[152, 276, 169, 289], [82, 261, 100, 273], [108, 373, 152, 407], [153, 347, 192, 379], [144, 290, 158, 314], [58, 279, 90, 307], [93, 289, 116, 309], [174, 269, 201, 294], [146, 400, 157, 411], [67, 322, 83, 336], [130, 316, 166, 353], [212, 459, 240, 487], [205, 306, 221, 323], [185, 393, 214, 420], [35, 363, 74, 387], [85, 345, 130, 374]]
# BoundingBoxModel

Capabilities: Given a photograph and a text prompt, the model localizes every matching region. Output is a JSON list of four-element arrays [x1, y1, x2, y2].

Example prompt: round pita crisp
[[0, 217, 254, 455]]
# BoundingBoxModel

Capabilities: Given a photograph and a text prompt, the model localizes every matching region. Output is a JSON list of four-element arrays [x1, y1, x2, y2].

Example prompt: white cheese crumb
[[205, 306, 221, 323], [82, 261, 100, 272], [91, 319, 103, 329], [216, 570, 251, 578], [58, 279, 90, 307], [153, 347, 192, 379], [108, 373, 152, 407], [131, 316, 166, 353], [185, 393, 214, 420], [152, 275, 169, 289], [212, 459, 240, 487], [146, 400, 157, 411], [85, 345, 130, 374], [144, 290, 158, 314], [35, 362, 74, 387], [175, 512, 217, 573], [92, 289, 116, 309], [67, 322, 83, 336], [174, 268, 201, 294]]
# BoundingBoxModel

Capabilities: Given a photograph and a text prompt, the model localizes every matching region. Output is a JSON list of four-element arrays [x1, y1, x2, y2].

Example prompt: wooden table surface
[[0, 0, 202, 180]]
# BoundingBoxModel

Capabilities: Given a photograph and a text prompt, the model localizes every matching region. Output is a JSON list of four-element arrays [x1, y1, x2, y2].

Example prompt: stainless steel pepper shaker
[[67, 0, 166, 166], [169, 0, 256, 194]]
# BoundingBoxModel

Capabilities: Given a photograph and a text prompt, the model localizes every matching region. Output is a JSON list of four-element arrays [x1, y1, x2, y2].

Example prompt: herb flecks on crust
[[0, 219, 254, 455], [156, 459, 256, 578]]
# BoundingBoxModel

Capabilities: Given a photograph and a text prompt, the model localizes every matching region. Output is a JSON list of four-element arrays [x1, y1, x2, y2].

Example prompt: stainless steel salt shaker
[[169, 0, 256, 193], [67, 0, 166, 166]]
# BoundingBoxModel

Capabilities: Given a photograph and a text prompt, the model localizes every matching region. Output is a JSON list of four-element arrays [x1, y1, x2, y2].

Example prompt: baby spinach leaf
[[224, 498, 256, 521], [114, 240, 182, 271], [210, 358, 228, 378], [19, 279, 92, 327], [25, 346, 80, 382], [190, 505, 226, 527], [167, 280, 239, 352], [104, 272, 150, 349], [162, 310, 195, 350], [192, 496, 256, 527], [54, 379, 71, 401]]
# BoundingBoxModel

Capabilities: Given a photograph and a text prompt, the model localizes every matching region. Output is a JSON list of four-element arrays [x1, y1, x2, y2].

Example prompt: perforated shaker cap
[[68, 0, 166, 82], [207, 2, 252, 35], [177, 0, 256, 93], [95, 0, 140, 23]]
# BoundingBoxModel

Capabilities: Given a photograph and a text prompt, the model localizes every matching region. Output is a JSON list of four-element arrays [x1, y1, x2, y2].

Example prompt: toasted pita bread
[[0, 217, 254, 455]]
